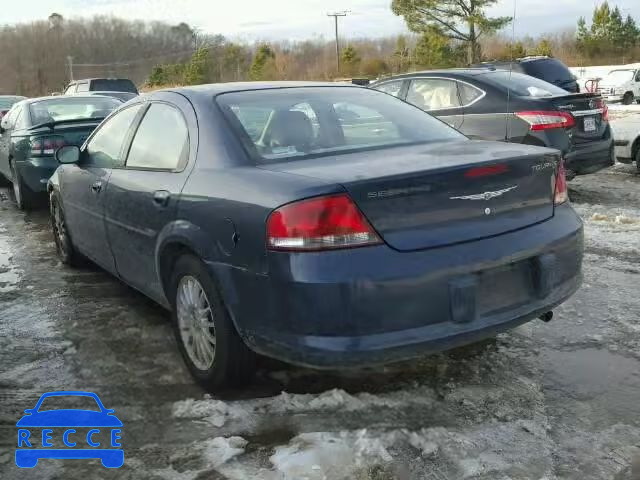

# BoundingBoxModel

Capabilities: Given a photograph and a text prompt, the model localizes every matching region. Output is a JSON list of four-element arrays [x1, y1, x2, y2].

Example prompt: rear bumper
[[15, 157, 57, 192], [564, 134, 614, 175], [211, 204, 584, 368]]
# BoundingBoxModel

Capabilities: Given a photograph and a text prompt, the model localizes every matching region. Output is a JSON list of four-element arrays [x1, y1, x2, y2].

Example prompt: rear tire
[[622, 92, 634, 105], [10, 162, 36, 210], [169, 255, 256, 390], [635, 147, 640, 172], [50, 192, 82, 266]]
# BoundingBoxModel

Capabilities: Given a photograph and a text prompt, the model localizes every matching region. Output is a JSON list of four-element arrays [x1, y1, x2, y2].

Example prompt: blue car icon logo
[[16, 391, 123, 468]]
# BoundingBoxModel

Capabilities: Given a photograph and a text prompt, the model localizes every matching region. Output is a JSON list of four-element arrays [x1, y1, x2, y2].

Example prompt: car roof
[[69, 78, 133, 82], [159, 81, 359, 99], [372, 68, 497, 83]]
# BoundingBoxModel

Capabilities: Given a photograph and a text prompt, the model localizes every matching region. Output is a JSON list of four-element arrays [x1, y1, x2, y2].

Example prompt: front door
[[104, 98, 195, 302], [61, 103, 143, 272]]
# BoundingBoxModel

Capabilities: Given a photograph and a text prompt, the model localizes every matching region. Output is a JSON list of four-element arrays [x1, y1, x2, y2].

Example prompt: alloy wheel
[[176, 275, 217, 370]]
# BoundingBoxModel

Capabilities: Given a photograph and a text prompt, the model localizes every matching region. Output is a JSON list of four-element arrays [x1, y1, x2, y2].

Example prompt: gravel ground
[[0, 164, 639, 480]]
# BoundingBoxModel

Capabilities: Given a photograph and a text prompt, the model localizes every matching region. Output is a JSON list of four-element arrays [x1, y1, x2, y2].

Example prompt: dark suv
[[475, 57, 579, 93], [63, 78, 138, 95], [370, 68, 613, 178]]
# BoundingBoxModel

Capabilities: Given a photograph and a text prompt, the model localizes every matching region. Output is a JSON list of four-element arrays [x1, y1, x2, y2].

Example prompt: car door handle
[[152, 190, 171, 207], [90, 181, 102, 193]]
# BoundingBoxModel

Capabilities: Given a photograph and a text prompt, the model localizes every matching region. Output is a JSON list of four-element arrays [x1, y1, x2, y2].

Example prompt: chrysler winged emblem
[[450, 185, 517, 201]]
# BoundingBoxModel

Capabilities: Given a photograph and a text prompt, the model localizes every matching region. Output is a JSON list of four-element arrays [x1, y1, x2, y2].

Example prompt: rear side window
[[406, 79, 461, 111], [458, 82, 484, 105], [521, 59, 573, 82], [126, 103, 188, 170], [373, 80, 404, 97], [217, 86, 464, 163], [482, 71, 568, 97], [86, 104, 143, 167], [91, 79, 138, 93]]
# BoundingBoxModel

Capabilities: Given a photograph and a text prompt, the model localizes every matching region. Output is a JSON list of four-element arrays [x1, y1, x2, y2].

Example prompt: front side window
[[76, 83, 89, 92], [85, 104, 143, 167], [373, 80, 404, 98], [64, 84, 76, 94], [126, 103, 188, 170], [217, 86, 464, 163], [406, 79, 462, 111]]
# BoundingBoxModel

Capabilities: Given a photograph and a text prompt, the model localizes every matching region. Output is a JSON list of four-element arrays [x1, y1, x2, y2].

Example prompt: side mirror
[[56, 145, 81, 164]]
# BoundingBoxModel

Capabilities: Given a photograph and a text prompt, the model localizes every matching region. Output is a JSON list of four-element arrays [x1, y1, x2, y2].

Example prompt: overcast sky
[[2, 0, 639, 41]]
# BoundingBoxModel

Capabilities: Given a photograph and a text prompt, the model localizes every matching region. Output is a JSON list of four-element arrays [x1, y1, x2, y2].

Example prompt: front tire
[[50, 192, 81, 266], [10, 163, 36, 210], [623, 92, 634, 105], [169, 255, 256, 390]]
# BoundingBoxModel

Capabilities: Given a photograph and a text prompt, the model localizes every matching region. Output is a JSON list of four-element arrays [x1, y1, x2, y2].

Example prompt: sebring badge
[[450, 185, 517, 201]]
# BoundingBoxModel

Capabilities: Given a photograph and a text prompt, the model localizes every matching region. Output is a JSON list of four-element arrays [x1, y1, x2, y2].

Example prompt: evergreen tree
[[249, 44, 276, 81]]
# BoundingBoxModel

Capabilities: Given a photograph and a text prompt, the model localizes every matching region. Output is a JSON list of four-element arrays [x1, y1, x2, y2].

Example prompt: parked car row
[[0, 78, 140, 207]]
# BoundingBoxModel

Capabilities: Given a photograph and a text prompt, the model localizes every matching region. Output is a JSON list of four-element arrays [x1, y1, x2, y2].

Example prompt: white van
[[597, 69, 640, 104]]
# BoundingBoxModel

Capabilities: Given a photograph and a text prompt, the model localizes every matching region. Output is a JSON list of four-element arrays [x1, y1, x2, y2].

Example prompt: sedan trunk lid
[[260, 141, 560, 251]]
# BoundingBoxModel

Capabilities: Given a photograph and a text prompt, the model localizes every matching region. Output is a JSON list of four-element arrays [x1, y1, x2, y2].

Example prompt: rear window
[[481, 71, 568, 97], [217, 87, 464, 163], [29, 97, 121, 125], [90, 79, 138, 93], [521, 59, 573, 83]]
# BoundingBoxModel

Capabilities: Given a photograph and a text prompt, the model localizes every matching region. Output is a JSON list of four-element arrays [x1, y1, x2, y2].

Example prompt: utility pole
[[67, 56, 74, 82], [327, 11, 348, 74]]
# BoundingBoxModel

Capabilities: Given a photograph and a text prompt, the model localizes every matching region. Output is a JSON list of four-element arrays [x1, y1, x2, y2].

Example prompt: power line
[[327, 11, 349, 74]]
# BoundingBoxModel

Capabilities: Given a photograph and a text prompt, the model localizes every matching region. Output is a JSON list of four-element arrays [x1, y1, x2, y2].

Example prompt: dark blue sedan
[[48, 82, 583, 390]]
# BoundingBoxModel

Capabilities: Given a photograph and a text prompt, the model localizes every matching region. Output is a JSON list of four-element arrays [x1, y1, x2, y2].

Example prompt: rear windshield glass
[[0, 96, 25, 109], [29, 97, 121, 125], [521, 59, 574, 82], [481, 71, 568, 97], [90, 79, 138, 93], [216, 87, 464, 163]]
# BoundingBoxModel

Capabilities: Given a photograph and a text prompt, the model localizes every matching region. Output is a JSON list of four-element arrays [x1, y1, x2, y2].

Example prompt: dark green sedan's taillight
[[30, 136, 66, 156]]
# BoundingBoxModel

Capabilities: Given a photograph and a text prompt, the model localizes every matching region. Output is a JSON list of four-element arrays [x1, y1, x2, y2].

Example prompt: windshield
[[38, 395, 101, 412], [0, 96, 25, 109], [481, 71, 569, 97], [217, 86, 464, 163], [28, 97, 120, 125], [605, 70, 635, 84]]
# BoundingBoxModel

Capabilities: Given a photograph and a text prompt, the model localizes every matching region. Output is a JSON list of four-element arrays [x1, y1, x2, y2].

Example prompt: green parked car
[[0, 95, 121, 209]]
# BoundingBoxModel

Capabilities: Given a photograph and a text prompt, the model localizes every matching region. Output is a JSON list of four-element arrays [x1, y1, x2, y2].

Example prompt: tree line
[[0, 2, 638, 96]]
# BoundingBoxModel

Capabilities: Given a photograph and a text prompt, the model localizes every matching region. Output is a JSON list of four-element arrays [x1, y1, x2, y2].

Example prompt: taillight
[[30, 136, 65, 156], [554, 159, 568, 205], [515, 111, 576, 131], [595, 98, 609, 122], [266, 194, 382, 251]]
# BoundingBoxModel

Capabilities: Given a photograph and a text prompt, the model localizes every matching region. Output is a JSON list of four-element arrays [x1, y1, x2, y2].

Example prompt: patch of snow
[[172, 397, 248, 428], [572, 203, 640, 256], [200, 436, 247, 467]]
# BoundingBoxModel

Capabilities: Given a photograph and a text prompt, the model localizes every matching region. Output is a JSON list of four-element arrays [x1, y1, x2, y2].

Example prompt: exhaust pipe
[[539, 311, 553, 323]]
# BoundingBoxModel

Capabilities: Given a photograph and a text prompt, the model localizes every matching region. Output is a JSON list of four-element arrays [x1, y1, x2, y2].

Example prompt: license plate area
[[582, 116, 597, 132], [476, 261, 533, 316]]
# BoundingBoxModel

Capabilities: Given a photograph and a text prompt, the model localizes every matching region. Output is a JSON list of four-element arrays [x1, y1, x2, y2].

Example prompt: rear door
[[60, 103, 144, 272], [104, 94, 195, 301], [405, 78, 464, 129]]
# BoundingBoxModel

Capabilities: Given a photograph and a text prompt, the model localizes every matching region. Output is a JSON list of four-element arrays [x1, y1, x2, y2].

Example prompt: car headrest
[[269, 110, 313, 153]]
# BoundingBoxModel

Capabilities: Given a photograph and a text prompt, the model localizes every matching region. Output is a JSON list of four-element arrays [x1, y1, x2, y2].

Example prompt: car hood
[[16, 409, 123, 427]]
